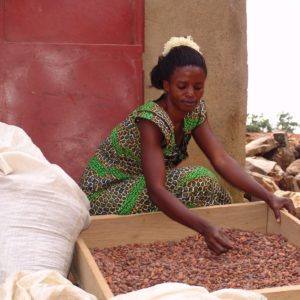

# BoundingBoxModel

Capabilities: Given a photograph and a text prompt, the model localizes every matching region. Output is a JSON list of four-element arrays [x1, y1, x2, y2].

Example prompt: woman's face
[[163, 65, 206, 113]]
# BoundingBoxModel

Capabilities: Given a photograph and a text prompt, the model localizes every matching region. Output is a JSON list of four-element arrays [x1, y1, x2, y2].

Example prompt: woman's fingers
[[206, 240, 226, 255], [284, 200, 296, 216], [272, 206, 281, 223], [206, 235, 232, 255], [217, 232, 234, 249], [272, 198, 296, 222], [203, 226, 233, 255]]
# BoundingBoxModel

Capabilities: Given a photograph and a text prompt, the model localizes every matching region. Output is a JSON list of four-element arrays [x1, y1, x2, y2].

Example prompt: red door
[[0, 0, 144, 182]]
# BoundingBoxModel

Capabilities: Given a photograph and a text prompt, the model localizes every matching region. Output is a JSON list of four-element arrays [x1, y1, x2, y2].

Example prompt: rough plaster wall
[[144, 0, 248, 202]]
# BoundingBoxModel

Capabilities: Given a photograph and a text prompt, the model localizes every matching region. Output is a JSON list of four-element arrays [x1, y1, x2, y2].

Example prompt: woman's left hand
[[267, 195, 297, 222]]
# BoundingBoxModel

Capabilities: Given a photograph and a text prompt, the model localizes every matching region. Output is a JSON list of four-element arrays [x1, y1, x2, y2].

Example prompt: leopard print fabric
[[80, 99, 232, 215]]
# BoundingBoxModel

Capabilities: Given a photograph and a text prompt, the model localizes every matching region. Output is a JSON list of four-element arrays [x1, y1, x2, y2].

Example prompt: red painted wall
[[0, 0, 144, 181]]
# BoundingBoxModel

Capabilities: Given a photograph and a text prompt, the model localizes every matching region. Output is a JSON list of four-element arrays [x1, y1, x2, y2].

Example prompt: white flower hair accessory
[[162, 35, 202, 57]]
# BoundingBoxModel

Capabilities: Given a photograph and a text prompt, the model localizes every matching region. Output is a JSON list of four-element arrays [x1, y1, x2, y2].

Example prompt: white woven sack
[[0, 122, 90, 284], [0, 270, 97, 300], [112, 283, 267, 300]]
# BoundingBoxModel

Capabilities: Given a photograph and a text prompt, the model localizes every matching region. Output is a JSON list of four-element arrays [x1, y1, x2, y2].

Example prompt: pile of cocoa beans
[[92, 228, 300, 295]]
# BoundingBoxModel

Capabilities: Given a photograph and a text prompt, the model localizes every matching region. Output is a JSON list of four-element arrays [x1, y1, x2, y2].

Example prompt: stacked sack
[[0, 122, 90, 284]]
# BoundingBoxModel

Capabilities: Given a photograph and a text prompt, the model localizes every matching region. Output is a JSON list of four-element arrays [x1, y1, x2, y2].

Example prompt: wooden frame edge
[[88, 201, 267, 222], [255, 285, 300, 299], [80, 201, 268, 249], [72, 238, 114, 300], [296, 206, 300, 218], [267, 208, 300, 248], [73, 202, 300, 299]]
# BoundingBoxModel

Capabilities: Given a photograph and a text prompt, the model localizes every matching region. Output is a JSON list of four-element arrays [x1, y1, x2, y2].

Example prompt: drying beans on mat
[[91, 228, 300, 295]]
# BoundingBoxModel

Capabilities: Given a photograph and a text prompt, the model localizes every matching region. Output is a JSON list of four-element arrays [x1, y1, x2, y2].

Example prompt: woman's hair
[[150, 46, 207, 90]]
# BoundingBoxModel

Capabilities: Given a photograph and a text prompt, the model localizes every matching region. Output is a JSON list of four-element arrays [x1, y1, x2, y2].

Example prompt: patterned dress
[[80, 98, 232, 215]]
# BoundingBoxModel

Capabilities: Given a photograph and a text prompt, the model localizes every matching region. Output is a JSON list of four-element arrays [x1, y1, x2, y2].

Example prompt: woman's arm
[[192, 119, 296, 221], [137, 119, 233, 254]]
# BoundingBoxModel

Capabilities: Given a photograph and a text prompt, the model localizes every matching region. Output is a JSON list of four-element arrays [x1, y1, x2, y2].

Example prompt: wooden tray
[[295, 202, 300, 218], [71, 202, 300, 300]]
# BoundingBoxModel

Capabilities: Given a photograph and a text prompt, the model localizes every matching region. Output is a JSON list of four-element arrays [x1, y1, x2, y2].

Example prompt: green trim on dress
[[184, 117, 202, 133], [117, 176, 146, 215], [88, 190, 102, 202], [89, 156, 130, 180], [140, 101, 156, 111], [178, 166, 216, 187], [136, 110, 153, 121], [110, 127, 139, 161]]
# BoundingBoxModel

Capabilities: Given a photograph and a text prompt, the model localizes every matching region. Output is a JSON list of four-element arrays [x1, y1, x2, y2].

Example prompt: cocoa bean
[[91, 228, 300, 295]]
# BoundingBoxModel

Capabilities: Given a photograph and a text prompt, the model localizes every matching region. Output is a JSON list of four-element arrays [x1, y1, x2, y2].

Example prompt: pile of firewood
[[245, 132, 300, 209]]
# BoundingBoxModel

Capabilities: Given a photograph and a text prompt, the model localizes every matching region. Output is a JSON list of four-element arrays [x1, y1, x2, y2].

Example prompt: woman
[[80, 36, 296, 254]]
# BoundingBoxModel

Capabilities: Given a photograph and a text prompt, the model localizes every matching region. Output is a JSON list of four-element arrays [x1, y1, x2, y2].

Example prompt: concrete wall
[[144, 0, 248, 202]]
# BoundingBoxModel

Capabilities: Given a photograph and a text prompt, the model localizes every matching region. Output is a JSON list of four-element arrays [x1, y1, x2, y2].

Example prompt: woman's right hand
[[201, 224, 234, 255], [137, 119, 234, 255]]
